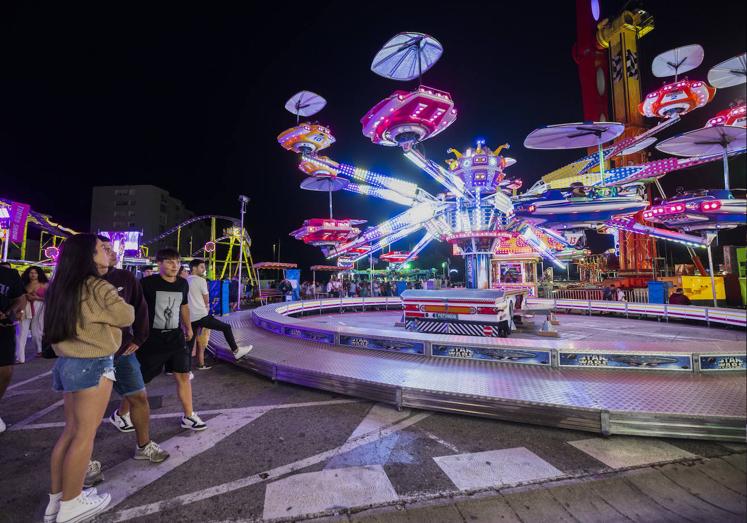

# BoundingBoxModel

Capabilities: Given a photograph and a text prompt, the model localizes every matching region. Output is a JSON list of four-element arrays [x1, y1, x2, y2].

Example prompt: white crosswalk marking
[[325, 404, 412, 469], [263, 465, 398, 520], [568, 437, 696, 469], [433, 447, 564, 490], [105, 409, 268, 511]]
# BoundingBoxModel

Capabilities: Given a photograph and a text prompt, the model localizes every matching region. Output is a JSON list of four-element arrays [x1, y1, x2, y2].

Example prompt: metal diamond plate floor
[[208, 310, 746, 441]]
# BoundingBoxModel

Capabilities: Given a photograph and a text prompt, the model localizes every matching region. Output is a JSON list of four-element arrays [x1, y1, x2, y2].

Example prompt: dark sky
[[1, 1, 745, 272]]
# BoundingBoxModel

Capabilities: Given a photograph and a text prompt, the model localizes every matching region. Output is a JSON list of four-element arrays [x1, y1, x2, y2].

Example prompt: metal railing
[[551, 288, 649, 303]]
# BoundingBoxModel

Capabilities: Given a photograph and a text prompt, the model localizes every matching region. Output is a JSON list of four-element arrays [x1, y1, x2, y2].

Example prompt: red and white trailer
[[401, 288, 527, 337]]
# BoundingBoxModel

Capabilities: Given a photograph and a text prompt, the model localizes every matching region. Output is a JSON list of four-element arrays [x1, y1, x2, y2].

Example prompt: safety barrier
[[529, 297, 747, 328], [551, 288, 649, 303]]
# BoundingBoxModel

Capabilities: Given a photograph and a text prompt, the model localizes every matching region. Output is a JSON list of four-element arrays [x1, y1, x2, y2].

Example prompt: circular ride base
[[210, 298, 747, 442]]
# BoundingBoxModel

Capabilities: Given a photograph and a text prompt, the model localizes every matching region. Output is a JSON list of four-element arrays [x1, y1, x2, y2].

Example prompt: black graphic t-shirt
[[0, 266, 24, 328], [140, 275, 188, 331]]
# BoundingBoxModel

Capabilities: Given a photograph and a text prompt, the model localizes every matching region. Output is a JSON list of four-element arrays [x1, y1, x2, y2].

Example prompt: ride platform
[[209, 298, 747, 442]]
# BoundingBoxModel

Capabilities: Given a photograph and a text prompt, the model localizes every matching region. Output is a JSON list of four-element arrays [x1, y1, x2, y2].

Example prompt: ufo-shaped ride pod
[[641, 190, 747, 232], [639, 80, 715, 119], [290, 218, 366, 246], [361, 86, 457, 148], [298, 155, 340, 177], [278, 123, 335, 154], [380, 251, 417, 264], [706, 104, 746, 128]]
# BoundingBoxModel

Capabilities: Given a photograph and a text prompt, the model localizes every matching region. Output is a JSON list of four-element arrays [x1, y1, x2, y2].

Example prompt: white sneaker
[[0, 415, 5, 433], [43, 489, 97, 523], [134, 440, 170, 463], [83, 460, 103, 488], [233, 345, 253, 360], [180, 412, 207, 431], [108, 409, 135, 433], [56, 491, 111, 523]]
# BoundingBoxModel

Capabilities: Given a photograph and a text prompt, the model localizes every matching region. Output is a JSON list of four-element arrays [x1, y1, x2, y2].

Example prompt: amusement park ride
[[0, 202, 258, 286], [277, 19, 746, 300]]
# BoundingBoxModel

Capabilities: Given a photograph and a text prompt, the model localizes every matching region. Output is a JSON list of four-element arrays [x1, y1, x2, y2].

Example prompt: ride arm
[[608, 148, 746, 186], [403, 149, 467, 198], [343, 183, 415, 206], [605, 215, 710, 247]]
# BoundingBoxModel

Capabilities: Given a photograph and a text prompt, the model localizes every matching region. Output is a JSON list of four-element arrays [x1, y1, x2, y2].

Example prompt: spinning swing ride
[[276, 29, 746, 294]]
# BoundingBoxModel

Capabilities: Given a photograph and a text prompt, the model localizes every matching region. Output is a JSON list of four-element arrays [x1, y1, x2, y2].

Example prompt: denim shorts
[[113, 353, 146, 396], [52, 355, 116, 393]]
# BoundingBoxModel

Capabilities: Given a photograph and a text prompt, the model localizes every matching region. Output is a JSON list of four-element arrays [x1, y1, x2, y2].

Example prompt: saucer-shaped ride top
[[278, 123, 335, 154], [299, 176, 349, 192], [651, 44, 704, 79], [707, 53, 747, 89], [285, 91, 327, 120], [371, 32, 443, 81], [639, 79, 715, 119], [524, 122, 625, 149], [361, 86, 457, 149], [706, 104, 746, 128], [656, 125, 746, 157]]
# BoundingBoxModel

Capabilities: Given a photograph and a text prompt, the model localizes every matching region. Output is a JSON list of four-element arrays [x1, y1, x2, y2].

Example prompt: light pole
[[237, 195, 250, 311]]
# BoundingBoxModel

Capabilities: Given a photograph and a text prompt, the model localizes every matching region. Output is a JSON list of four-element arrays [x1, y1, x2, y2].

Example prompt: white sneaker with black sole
[[55, 491, 111, 523], [43, 488, 97, 523], [180, 412, 207, 431], [109, 409, 135, 433], [233, 345, 253, 360]]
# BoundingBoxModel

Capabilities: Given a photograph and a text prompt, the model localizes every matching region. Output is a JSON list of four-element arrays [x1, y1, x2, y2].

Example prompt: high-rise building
[[90, 185, 206, 253]]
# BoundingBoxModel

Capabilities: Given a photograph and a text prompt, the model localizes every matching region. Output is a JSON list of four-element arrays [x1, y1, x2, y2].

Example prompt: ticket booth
[[491, 255, 539, 296]]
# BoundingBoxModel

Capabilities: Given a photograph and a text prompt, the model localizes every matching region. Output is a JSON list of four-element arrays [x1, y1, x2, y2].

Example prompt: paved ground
[[297, 310, 747, 343], [1, 343, 745, 523]]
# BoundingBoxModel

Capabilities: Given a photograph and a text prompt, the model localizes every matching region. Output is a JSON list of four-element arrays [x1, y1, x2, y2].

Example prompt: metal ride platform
[[210, 297, 747, 442]]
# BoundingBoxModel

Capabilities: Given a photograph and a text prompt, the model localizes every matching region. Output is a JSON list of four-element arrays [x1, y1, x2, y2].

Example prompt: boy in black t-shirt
[[0, 263, 26, 433], [137, 249, 206, 431]]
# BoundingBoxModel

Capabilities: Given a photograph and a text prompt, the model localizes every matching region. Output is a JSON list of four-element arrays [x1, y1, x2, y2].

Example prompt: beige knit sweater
[[53, 277, 135, 358]]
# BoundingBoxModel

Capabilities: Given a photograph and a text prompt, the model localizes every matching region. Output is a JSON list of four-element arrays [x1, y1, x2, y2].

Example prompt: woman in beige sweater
[[43, 234, 134, 523]]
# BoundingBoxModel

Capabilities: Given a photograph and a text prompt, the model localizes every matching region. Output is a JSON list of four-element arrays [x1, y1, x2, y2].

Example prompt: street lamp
[[237, 195, 250, 311]]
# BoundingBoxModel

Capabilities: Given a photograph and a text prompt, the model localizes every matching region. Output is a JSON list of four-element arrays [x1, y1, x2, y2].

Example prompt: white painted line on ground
[[4, 387, 48, 398], [263, 465, 398, 520], [325, 404, 412, 470], [107, 412, 430, 522], [9, 399, 64, 430], [422, 430, 460, 453], [11, 398, 361, 431], [105, 409, 268, 511], [7, 370, 52, 390], [433, 447, 564, 491], [568, 437, 697, 469]]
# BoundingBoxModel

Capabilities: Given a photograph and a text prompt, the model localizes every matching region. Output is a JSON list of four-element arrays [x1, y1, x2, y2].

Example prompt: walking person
[[136, 248, 206, 431], [43, 234, 135, 523], [187, 259, 252, 364], [15, 266, 49, 362], [93, 237, 168, 476], [0, 263, 26, 434]]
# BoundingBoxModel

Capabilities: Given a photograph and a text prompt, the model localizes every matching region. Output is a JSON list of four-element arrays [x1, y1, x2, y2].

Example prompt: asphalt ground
[[1, 335, 745, 523]]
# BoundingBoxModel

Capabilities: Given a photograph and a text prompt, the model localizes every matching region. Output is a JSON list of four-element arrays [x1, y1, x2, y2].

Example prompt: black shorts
[[136, 330, 191, 383], [0, 325, 15, 366]]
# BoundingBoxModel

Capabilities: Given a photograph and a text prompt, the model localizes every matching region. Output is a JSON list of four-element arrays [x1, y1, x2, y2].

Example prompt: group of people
[[0, 234, 252, 522], [297, 278, 431, 300], [602, 284, 627, 302]]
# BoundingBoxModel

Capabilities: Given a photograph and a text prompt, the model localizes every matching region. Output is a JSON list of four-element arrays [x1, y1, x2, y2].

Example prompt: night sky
[[1, 1, 745, 273]]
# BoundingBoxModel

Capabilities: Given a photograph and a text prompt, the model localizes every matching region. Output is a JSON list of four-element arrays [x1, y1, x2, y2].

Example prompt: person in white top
[[186, 260, 252, 362]]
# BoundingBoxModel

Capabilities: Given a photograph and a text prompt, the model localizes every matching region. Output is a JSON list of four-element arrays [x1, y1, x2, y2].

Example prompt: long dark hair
[[44, 234, 102, 344], [21, 266, 49, 286]]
